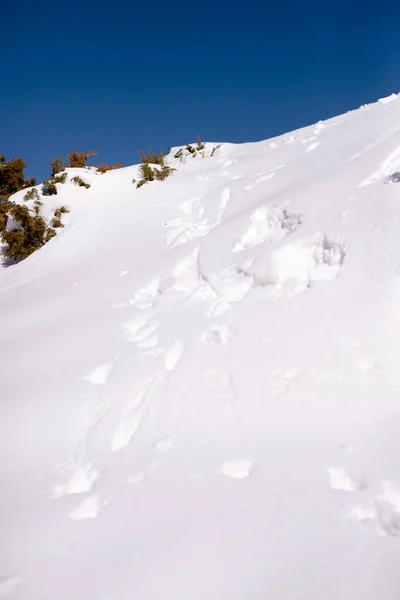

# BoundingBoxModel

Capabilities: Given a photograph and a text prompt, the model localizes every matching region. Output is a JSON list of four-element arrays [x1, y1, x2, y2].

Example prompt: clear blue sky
[[2, 0, 399, 182]]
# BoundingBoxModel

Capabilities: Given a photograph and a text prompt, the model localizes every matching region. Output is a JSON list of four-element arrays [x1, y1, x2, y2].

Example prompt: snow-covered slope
[[3, 93, 400, 599]]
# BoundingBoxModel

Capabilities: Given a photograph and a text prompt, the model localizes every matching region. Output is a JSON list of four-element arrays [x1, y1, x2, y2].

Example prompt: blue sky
[[2, 0, 399, 181]]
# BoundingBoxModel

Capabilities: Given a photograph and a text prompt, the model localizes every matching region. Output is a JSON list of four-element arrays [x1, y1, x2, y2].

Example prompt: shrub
[[134, 162, 175, 188], [0, 158, 70, 263], [210, 143, 221, 157], [71, 176, 90, 189], [49, 155, 67, 176], [139, 150, 165, 166], [0, 155, 36, 202], [174, 141, 221, 160], [0, 200, 11, 231], [23, 188, 39, 202], [2, 204, 47, 261], [67, 150, 98, 168], [52, 206, 69, 226], [44, 228, 56, 242], [196, 134, 205, 151], [52, 172, 67, 184], [33, 199, 43, 216], [96, 162, 124, 174], [50, 217, 64, 228], [42, 180, 58, 196]]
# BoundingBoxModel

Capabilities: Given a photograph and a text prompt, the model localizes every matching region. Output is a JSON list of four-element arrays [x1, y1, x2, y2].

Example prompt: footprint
[[358, 146, 400, 187], [51, 462, 100, 498], [0, 577, 20, 598], [170, 246, 202, 296], [220, 459, 254, 479], [219, 159, 237, 168], [164, 340, 185, 372], [313, 121, 325, 134], [69, 494, 107, 521], [220, 186, 231, 207], [164, 189, 229, 247], [326, 466, 365, 491], [283, 136, 296, 145], [357, 356, 377, 371], [155, 436, 174, 453], [305, 140, 320, 152], [201, 324, 233, 345], [111, 374, 168, 452], [206, 368, 235, 403], [245, 172, 275, 190], [124, 472, 146, 484], [259, 233, 346, 298], [110, 402, 148, 453], [83, 360, 116, 385], [232, 205, 302, 252], [270, 368, 304, 396], [122, 312, 159, 346], [110, 278, 160, 310], [348, 481, 400, 536], [206, 265, 254, 314]]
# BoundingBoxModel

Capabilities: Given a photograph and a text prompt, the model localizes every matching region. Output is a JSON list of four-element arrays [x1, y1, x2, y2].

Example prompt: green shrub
[[71, 176, 90, 189], [135, 162, 175, 188], [33, 199, 43, 216], [52, 172, 67, 184], [139, 150, 165, 166], [2, 204, 47, 261], [96, 162, 124, 174], [42, 180, 58, 196], [67, 150, 98, 168], [0, 155, 36, 202], [44, 228, 56, 242], [23, 188, 39, 202], [53, 207, 69, 224], [50, 217, 64, 228], [0, 157, 70, 263], [49, 155, 67, 176]]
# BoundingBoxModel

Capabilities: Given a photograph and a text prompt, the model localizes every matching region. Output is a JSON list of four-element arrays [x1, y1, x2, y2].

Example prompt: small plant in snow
[[50, 206, 69, 229], [96, 162, 124, 174], [23, 188, 40, 202], [0, 154, 36, 203], [139, 150, 165, 166], [1, 204, 47, 261], [210, 143, 221, 157], [51, 172, 67, 184], [173, 138, 221, 160], [67, 150, 98, 168], [0, 155, 70, 263], [49, 155, 67, 176], [71, 176, 91, 189], [133, 150, 175, 188], [42, 180, 58, 196]]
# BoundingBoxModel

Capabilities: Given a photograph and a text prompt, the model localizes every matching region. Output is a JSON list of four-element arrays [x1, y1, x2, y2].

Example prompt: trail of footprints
[[53, 142, 353, 521]]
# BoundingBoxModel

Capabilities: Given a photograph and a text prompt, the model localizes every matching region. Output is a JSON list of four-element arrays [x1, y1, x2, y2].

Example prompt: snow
[[2, 94, 400, 598]]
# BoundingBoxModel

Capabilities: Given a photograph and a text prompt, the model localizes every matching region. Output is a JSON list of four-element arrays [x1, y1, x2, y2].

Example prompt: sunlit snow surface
[[2, 94, 400, 599]]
